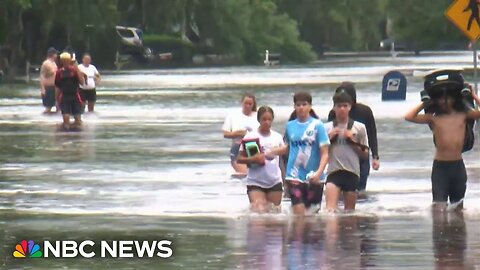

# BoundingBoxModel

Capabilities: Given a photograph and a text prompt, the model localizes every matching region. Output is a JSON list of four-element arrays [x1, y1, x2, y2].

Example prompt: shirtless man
[[40, 47, 58, 113], [405, 87, 480, 212]]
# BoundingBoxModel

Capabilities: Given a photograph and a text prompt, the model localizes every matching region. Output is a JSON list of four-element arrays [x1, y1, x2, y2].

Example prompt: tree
[[194, 0, 315, 63], [0, 0, 33, 80], [275, 0, 386, 53], [386, 0, 466, 50]]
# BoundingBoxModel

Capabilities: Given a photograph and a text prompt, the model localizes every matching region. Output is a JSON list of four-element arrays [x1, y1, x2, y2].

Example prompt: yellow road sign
[[446, 0, 480, 41]]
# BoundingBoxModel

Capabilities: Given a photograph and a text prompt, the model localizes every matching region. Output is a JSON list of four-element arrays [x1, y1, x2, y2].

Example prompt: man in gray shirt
[[324, 91, 369, 212]]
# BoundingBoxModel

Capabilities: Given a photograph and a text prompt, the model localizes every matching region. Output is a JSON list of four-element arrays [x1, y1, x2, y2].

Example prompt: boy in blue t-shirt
[[268, 92, 330, 215]]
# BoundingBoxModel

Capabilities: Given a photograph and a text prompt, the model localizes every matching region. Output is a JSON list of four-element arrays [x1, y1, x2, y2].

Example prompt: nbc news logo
[[13, 240, 42, 258], [13, 239, 172, 259]]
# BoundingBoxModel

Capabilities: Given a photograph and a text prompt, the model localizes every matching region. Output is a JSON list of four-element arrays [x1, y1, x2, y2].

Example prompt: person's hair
[[82, 53, 91, 58], [335, 81, 357, 103], [333, 91, 353, 105], [293, 91, 312, 104], [241, 92, 257, 112], [289, 91, 317, 120], [257, 106, 274, 122], [288, 109, 319, 121]]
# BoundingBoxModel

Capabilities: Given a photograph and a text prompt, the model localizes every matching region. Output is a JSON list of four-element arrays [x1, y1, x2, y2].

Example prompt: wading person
[[327, 82, 379, 192], [222, 93, 259, 176], [55, 52, 85, 130], [267, 91, 329, 215], [405, 70, 480, 212], [78, 53, 101, 112], [324, 91, 369, 212], [40, 47, 58, 113], [237, 106, 284, 213]]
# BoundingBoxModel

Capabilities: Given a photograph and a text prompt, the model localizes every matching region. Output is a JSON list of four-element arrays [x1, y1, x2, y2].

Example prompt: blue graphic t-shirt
[[285, 117, 330, 182]]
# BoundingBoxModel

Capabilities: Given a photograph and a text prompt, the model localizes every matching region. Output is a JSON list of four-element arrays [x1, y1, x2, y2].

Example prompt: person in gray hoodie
[[327, 82, 380, 191]]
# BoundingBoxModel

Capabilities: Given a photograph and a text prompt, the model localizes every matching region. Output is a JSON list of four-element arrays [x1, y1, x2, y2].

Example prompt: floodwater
[[0, 52, 479, 269]]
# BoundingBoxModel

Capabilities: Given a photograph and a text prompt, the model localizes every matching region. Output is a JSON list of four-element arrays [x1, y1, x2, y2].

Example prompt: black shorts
[[287, 180, 324, 208], [326, 170, 359, 192], [247, 182, 283, 194], [60, 95, 83, 116], [230, 143, 241, 162], [42, 86, 56, 107], [80, 88, 97, 102], [431, 160, 467, 203]]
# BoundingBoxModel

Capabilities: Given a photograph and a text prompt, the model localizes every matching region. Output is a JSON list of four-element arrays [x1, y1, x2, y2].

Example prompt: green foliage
[[386, 0, 467, 49], [193, 0, 315, 64], [0, 0, 475, 75], [275, 0, 386, 52]]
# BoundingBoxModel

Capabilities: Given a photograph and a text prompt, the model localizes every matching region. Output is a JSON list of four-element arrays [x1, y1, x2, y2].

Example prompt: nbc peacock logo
[[13, 240, 43, 258]]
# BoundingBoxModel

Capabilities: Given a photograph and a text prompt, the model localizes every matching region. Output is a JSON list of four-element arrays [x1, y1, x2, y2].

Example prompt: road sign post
[[446, 0, 480, 95]]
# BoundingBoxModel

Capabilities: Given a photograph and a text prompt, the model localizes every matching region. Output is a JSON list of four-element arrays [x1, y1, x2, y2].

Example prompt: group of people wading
[[39, 47, 101, 130], [223, 76, 480, 216]]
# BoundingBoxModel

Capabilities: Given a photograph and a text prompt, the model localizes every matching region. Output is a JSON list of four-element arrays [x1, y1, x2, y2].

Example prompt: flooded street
[[1, 53, 479, 269]]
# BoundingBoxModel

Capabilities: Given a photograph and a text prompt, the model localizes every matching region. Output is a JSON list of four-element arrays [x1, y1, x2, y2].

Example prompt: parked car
[[379, 38, 420, 55]]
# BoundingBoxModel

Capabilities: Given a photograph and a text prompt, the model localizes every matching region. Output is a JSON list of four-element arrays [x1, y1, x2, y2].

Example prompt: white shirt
[[78, 64, 99, 89], [222, 110, 259, 144], [240, 129, 284, 188]]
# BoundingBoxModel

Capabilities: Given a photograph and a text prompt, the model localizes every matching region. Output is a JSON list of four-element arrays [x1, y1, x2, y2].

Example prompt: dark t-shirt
[[54, 66, 79, 97]]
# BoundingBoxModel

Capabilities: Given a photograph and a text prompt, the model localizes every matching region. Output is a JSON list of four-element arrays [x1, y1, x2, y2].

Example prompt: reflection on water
[[432, 211, 471, 270], [235, 215, 379, 269], [245, 218, 285, 269], [1, 57, 480, 269], [2, 212, 479, 269]]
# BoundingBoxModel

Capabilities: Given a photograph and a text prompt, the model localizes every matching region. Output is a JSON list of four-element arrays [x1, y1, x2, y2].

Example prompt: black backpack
[[463, 119, 475, 152]]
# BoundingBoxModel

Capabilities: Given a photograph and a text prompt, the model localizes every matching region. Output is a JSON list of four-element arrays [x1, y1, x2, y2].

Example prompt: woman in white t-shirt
[[222, 93, 259, 176], [78, 53, 100, 112], [237, 106, 284, 213]]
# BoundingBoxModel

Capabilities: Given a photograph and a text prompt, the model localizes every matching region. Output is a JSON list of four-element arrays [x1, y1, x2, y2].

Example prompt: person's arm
[[309, 123, 330, 183], [74, 65, 85, 86], [39, 63, 47, 95], [222, 114, 247, 139], [236, 151, 265, 165], [404, 103, 433, 123], [266, 130, 290, 158], [467, 91, 480, 119], [223, 130, 247, 139], [94, 66, 101, 81], [309, 145, 329, 184], [344, 129, 369, 159], [54, 70, 60, 102], [266, 145, 289, 157], [40, 81, 46, 96], [364, 107, 379, 159], [328, 127, 340, 140]]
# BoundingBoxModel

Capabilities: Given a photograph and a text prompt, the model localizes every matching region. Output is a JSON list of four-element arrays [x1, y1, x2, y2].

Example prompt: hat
[[47, 47, 58, 56], [424, 69, 464, 93], [335, 82, 357, 103], [333, 91, 353, 105], [59, 52, 72, 60]]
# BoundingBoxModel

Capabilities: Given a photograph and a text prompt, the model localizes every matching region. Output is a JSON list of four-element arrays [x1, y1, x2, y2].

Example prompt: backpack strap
[[347, 119, 354, 130], [333, 119, 354, 129]]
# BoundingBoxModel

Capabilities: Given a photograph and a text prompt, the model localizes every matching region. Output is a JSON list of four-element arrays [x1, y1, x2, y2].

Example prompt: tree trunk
[[2, 5, 26, 82]]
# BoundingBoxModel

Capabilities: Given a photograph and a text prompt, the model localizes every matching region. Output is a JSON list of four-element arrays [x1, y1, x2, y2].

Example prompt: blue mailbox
[[382, 71, 407, 101]]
